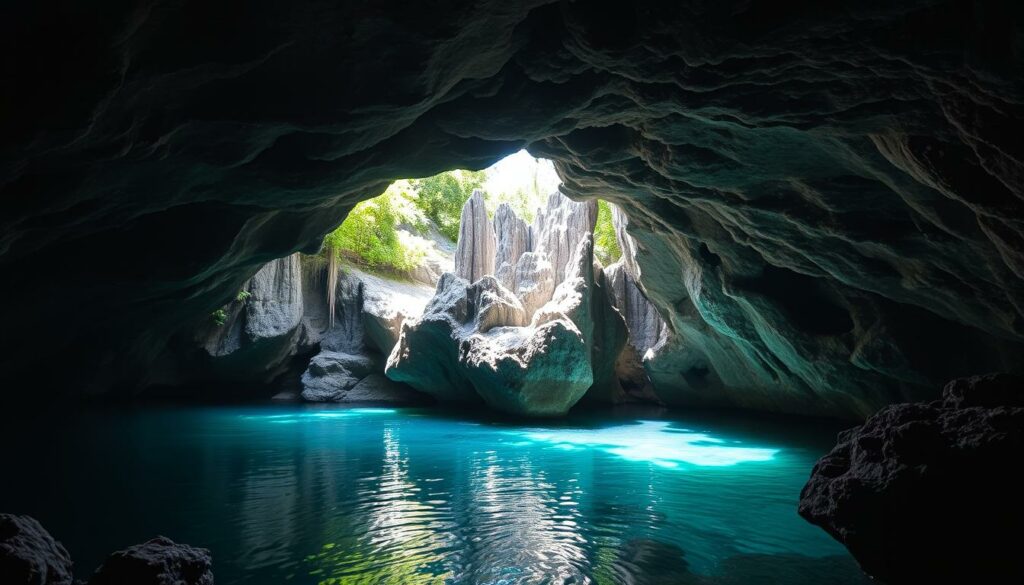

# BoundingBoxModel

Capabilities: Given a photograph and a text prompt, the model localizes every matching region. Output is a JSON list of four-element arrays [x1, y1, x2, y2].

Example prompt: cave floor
[[1, 405, 869, 584]]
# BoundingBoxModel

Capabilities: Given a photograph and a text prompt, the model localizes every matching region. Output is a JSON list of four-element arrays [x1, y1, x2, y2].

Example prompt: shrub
[[594, 200, 622, 266], [410, 169, 485, 241]]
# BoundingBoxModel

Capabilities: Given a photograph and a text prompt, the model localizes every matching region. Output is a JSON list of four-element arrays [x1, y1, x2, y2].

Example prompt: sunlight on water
[[1, 407, 868, 585], [519, 420, 779, 468]]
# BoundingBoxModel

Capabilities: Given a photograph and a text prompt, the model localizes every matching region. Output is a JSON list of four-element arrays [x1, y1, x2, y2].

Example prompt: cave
[[2, 1, 1023, 584]]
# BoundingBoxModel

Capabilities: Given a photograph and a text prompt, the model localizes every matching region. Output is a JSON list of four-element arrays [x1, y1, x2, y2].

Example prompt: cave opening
[[3, 2, 1023, 584]]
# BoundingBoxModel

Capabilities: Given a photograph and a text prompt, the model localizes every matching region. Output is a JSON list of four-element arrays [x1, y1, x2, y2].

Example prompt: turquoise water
[[0, 406, 868, 584]]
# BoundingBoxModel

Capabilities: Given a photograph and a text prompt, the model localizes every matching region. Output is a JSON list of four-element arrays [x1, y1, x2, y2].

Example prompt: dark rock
[[799, 373, 1024, 583], [88, 536, 212, 585], [0, 514, 73, 585], [300, 351, 376, 402], [3, 1, 1024, 417], [345, 374, 432, 405]]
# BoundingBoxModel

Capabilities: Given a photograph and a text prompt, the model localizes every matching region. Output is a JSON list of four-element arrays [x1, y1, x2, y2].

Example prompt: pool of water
[[0, 405, 868, 584]]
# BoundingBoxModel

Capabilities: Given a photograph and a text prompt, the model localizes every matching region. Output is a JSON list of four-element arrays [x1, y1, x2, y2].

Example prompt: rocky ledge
[[799, 373, 1024, 583]]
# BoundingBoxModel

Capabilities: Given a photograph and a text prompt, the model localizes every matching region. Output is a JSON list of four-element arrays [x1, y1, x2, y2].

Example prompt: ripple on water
[[0, 407, 870, 585]]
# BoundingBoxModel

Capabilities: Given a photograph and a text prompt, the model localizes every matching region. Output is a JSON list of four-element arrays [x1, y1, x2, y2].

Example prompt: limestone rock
[[196, 254, 307, 385], [345, 374, 431, 405], [0, 514, 73, 585], [493, 203, 531, 289], [799, 373, 1024, 583], [244, 253, 303, 341], [88, 536, 213, 585], [511, 252, 555, 318], [453, 190, 495, 284], [469, 276, 528, 333], [300, 351, 376, 402], [464, 319, 593, 416], [531, 193, 597, 286], [386, 273, 480, 403]]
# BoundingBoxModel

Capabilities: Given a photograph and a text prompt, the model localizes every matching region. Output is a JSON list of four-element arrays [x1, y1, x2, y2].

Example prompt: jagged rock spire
[[453, 190, 495, 283]]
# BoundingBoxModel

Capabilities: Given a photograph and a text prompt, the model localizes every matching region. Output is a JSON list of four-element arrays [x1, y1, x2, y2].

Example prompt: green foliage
[[236, 290, 251, 303], [484, 187, 546, 223], [410, 170, 485, 241], [323, 181, 431, 273], [211, 309, 228, 327], [594, 200, 622, 266]]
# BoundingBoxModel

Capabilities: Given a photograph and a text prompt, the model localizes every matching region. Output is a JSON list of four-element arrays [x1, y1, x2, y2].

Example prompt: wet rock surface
[[88, 537, 213, 585], [0, 514, 73, 585], [2, 1, 1023, 417], [799, 373, 1024, 583]]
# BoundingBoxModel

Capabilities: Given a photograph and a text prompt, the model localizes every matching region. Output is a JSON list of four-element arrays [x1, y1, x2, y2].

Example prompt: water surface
[[1, 405, 868, 584]]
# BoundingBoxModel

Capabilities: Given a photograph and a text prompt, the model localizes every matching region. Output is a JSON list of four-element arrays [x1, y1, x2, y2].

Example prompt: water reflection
[[519, 420, 779, 468], [0, 408, 868, 585]]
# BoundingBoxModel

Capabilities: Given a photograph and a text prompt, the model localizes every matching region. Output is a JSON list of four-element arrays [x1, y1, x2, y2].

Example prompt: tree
[[410, 169, 486, 241]]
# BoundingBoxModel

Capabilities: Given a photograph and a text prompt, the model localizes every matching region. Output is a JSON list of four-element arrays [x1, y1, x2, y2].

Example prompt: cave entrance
[[318, 149, 622, 283]]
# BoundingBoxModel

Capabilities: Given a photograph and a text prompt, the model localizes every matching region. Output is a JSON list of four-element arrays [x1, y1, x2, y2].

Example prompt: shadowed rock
[[3, 1, 1024, 417], [0, 514, 73, 585], [799, 373, 1024, 583], [88, 536, 212, 585]]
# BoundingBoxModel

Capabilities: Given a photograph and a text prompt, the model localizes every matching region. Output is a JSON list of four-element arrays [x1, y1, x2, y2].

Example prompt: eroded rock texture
[[0, 514, 73, 585], [799, 373, 1024, 583], [2, 1, 1023, 416], [88, 536, 213, 585], [387, 192, 625, 415]]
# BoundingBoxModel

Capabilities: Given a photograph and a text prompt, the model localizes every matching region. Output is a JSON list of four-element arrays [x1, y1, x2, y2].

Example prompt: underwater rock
[[0, 514, 74, 585], [799, 373, 1024, 583], [88, 536, 213, 585]]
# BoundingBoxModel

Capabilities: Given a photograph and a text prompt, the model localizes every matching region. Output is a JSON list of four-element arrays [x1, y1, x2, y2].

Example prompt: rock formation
[[87, 537, 213, 585], [1, 516, 214, 585], [3, 1, 1024, 419], [0, 514, 74, 585], [453, 190, 496, 284], [387, 191, 627, 415], [799, 373, 1024, 583]]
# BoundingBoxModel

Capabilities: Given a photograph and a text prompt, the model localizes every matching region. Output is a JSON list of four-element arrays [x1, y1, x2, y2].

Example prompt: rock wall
[[195, 253, 432, 404], [3, 0, 1023, 417]]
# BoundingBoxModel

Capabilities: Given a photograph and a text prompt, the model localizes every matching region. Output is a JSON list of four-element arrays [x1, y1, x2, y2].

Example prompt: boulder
[[0, 514, 73, 585], [300, 351, 376, 402], [799, 373, 1024, 583], [386, 273, 480, 403], [88, 536, 213, 585], [388, 224, 618, 416], [453, 190, 495, 283]]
